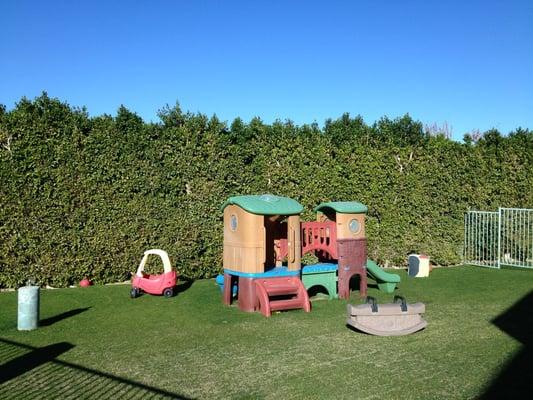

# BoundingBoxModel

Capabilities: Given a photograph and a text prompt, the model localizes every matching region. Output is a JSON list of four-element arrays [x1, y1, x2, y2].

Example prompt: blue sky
[[1, 0, 532, 140]]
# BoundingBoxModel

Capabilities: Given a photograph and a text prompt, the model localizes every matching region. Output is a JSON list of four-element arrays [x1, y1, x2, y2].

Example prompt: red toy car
[[131, 249, 177, 298]]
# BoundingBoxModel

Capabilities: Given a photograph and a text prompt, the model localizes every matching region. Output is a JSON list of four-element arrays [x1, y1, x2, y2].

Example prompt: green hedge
[[0, 94, 531, 287]]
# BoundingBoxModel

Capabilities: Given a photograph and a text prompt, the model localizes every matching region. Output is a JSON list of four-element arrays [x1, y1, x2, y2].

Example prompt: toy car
[[131, 249, 177, 298]]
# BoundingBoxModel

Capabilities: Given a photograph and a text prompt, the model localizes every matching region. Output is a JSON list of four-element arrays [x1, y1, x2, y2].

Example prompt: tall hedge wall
[[0, 94, 531, 288]]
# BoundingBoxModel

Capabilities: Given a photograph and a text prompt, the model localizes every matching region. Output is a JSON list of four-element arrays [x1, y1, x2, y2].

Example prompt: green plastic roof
[[315, 201, 368, 214], [222, 194, 304, 216]]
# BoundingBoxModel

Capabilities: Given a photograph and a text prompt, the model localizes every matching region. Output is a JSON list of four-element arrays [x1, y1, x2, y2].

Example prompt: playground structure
[[221, 194, 400, 316]]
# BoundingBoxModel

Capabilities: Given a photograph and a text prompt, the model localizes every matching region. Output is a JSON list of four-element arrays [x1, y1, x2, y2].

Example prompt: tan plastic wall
[[223, 205, 301, 273], [287, 215, 301, 270], [223, 205, 265, 273], [317, 212, 366, 240], [336, 213, 366, 240]]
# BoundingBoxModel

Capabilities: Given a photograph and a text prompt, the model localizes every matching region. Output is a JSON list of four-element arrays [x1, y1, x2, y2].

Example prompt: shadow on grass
[[0, 341, 74, 384], [40, 307, 91, 327], [367, 283, 379, 291], [0, 338, 192, 399], [307, 285, 332, 299], [479, 290, 533, 399], [176, 278, 194, 295]]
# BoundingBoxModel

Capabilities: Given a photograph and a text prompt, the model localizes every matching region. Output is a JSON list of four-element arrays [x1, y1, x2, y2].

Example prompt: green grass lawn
[[1, 266, 532, 399]]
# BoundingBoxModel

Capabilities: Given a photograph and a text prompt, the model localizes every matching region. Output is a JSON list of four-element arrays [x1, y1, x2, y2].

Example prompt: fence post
[[497, 208, 501, 269]]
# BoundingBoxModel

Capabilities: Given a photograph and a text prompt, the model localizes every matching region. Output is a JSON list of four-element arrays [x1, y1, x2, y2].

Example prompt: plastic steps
[[254, 277, 311, 317], [269, 297, 307, 312]]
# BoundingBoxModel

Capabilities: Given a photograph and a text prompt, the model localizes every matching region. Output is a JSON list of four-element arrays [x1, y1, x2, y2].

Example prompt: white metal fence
[[464, 208, 533, 269], [464, 211, 499, 268]]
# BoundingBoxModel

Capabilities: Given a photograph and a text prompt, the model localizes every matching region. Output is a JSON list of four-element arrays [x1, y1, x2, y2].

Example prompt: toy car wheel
[[163, 288, 174, 298], [130, 288, 140, 298]]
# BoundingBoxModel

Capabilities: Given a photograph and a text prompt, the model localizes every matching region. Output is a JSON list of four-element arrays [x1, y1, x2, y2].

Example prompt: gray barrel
[[18, 286, 40, 330]]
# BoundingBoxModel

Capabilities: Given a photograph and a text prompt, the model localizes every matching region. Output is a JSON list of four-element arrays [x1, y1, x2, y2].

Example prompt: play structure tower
[[222, 194, 311, 316], [314, 201, 368, 299], [221, 194, 383, 316]]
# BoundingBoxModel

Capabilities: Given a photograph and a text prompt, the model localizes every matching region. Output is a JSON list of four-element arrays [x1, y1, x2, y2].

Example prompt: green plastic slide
[[366, 259, 400, 294]]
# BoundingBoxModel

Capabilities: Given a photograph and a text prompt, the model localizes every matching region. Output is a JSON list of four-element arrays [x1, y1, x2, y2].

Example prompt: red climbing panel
[[276, 221, 338, 262], [276, 239, 289, 263], [254, 277, 311, 317], [301, 221, 337, 259]]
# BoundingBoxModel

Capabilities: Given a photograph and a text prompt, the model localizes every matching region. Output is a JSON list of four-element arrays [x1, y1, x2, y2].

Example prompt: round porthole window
[[349, 219, 361, 234], [230, 215, 238, 231]]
